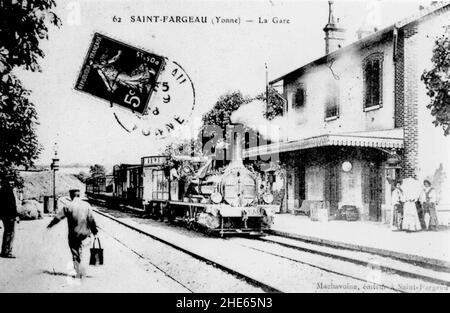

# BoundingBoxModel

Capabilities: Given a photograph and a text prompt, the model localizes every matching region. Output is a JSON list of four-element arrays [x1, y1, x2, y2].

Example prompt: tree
[[0, 1, 61, 186], [421, 28, 450, 136], [199, 89, 285, 161], [201, 91, 249, 130], [200, 91, 260, 161], [89, 164, 106, 178], [256, 87, 286, 121], [163, 138, 203, 158], [0, 1, 61, 73], [0, 75, 41, 184]]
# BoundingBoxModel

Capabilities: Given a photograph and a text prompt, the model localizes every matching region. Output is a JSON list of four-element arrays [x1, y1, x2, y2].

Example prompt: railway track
[[98, 225, 195, 292], [94, 208, 279, 292], [255, 235, 450, 287], [92, 206, 449, 293], [230, 236, 450, 292]]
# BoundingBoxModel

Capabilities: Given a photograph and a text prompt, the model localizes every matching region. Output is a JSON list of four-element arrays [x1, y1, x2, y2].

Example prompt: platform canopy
[[244, 128, 404, 158]]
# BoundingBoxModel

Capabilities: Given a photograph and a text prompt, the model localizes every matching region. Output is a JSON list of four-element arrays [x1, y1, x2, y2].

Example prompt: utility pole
[[265, 62, 269, 113], [50, 143, 59, 212]]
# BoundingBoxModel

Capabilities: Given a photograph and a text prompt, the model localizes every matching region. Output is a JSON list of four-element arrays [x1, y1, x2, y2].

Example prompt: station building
[[244, 2, 450, 223]]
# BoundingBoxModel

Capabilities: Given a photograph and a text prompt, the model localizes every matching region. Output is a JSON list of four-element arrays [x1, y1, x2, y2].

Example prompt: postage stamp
[[112, 57, 196, 138], [75, 32, 196, 138], [75, 32, 165, 115]]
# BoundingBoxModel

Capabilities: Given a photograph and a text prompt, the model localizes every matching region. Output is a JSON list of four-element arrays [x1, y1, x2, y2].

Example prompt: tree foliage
[[421, 29, 450, 136], [201, 91, 249, 131], [89, 164, 106, 178], [199, 91, 259, 159], [163, 139, 203, 158], [0, 75, 40, 174], [198, 89, 286, 161], [256, 87, 286, 121], [0, 0, 60, 186], [0, 0, 61, 73]]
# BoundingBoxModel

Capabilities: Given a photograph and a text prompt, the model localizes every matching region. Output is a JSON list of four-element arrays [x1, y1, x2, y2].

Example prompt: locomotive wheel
[[159, 203, 165, 222], [192, 222, 200, 232], [204, 228, 218, 237], [168, 208, 175, 223]]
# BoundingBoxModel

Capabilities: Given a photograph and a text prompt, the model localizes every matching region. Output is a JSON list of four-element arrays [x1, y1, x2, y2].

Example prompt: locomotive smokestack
[[230, 127, 244, 167]]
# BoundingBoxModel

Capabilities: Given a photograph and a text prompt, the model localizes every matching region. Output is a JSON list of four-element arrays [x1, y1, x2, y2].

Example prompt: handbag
[[89, 237, 104, 266]]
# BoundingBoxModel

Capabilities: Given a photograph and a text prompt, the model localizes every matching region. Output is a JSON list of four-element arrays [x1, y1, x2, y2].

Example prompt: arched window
[[363, 53, 383, 110]]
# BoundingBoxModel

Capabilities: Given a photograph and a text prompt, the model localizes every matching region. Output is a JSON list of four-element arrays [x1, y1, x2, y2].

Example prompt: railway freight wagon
[[113, 163, 143, 207], [86, 165, 142, 208], [85, 175, 114, 198]]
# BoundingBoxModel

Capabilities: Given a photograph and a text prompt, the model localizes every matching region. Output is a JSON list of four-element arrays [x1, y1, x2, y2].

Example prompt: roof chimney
[[356, 0, 381, 40], [323, 1, 346, 54]]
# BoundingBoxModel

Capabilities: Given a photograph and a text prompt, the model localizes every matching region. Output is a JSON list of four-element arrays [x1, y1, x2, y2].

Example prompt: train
[[85, 141, 279, 236]]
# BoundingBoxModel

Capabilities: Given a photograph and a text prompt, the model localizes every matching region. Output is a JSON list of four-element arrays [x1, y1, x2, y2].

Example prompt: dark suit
[[48, 197, 98, 277], [0, 184, 18, 256]]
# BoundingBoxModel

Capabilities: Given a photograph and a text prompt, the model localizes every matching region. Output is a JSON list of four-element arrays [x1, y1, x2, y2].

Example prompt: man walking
[[0, 180, 18, 258], [47, 189, 98, 278]]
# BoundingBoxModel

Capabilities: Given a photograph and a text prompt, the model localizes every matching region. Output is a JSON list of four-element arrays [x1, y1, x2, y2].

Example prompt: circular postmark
[[112, 57, 196, 138]]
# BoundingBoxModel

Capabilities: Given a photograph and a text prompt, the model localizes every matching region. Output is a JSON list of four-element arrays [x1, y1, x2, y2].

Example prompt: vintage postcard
[[1, 0, 450, 301]]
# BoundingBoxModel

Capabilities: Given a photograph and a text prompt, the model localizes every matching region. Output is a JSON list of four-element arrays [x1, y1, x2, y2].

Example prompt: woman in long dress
[[401, 178, 422, 232], [391, 180, 405, 231]]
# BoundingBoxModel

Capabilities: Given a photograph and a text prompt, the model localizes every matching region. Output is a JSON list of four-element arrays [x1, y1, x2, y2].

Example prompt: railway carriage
[[85, 174, 114, 202]]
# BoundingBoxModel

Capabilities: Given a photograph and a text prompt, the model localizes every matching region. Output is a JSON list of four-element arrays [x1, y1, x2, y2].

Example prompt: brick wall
[[401, 22, 419, 179], [394, 29, 405, 128]]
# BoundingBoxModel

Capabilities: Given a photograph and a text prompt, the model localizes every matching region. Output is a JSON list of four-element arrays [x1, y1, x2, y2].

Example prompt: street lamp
[[50, 143, 59, 212]]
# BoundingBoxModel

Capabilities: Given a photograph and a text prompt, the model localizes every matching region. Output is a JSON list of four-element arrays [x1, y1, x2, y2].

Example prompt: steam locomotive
[[85, 142, 278, 236]]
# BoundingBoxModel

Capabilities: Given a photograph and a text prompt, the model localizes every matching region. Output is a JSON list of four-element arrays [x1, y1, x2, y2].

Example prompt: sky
[[15, 0, 431, 167]]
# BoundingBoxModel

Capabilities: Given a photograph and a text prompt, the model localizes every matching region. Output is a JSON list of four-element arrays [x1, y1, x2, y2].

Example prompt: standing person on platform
[[420, 180, 439, 231], [401, 178, 422, 232], [391, 180, 405, 231], [0, 179, 19, 258], [47, 189, 98, 278]]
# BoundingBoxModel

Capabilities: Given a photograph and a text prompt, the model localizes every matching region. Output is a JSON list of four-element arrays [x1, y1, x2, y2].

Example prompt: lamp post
[[50, 144, 59, 212]]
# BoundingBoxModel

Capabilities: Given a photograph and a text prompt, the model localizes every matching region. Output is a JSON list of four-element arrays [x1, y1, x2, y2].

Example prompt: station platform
[[271, 213, 450, 270], [0, 217, 186, 292]]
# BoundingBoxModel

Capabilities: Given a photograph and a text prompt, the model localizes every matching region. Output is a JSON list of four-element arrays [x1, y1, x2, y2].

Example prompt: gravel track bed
[[230, 237, 449, 293], [94, 207, 400, 292], [259, 235, 450, 285], [94, 212, 264, 293]]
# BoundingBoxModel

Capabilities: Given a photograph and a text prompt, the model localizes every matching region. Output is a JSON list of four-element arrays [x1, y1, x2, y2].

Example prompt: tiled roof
[[270, 2, 450, 84]]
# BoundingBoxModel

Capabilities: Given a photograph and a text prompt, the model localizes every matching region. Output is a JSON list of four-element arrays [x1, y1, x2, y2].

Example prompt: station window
[[363, 53, 383, 110], [325, 81, 339, 119], [293, 87, 306, 109]]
